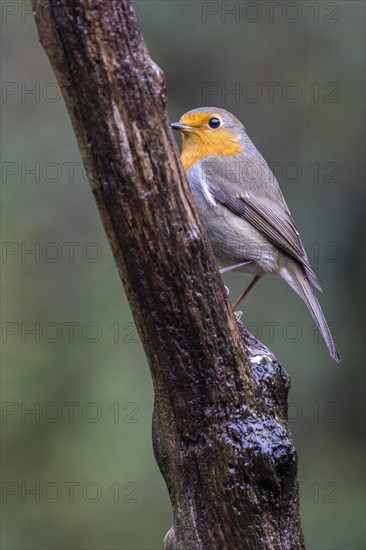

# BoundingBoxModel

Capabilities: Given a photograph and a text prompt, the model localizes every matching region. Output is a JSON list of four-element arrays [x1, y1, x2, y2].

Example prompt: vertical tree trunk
[[32, 1, 304, 548]]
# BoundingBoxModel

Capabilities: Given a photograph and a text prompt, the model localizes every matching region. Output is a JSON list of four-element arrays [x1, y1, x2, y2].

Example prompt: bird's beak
[[170, 122, 194, 133]]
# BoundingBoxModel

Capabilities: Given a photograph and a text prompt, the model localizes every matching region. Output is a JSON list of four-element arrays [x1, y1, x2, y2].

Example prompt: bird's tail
[[281, 265, 340, 362]]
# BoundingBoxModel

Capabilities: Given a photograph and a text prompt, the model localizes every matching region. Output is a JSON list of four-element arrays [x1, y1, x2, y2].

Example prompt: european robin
[[171, 107, 340, 362]]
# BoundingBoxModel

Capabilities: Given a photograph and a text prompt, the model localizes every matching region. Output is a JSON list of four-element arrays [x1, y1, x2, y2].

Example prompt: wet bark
[[32, 1, 304, 548]]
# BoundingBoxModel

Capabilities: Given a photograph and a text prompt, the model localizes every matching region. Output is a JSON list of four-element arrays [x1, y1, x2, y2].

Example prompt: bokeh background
[[1, 1, 365, 548]]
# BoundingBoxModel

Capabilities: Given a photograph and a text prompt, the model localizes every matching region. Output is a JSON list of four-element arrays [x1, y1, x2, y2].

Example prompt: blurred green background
[[1, 1, 365, 549]]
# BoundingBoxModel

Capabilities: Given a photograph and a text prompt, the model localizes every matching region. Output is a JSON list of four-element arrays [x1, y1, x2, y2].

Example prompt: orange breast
[[181, 128, 243, 171]]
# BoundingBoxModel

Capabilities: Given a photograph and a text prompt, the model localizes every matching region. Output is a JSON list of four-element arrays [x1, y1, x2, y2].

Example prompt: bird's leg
[[220, 262, 252, 305], [233, 275, 262, 309], [219, 260, 252, 274]]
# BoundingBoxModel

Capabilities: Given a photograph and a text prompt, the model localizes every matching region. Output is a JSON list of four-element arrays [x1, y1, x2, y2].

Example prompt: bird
[[171, 107, 340, 362]]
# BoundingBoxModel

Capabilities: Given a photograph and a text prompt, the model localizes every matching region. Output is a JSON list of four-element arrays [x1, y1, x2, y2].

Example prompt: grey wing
[[205, 153, 322, 290]]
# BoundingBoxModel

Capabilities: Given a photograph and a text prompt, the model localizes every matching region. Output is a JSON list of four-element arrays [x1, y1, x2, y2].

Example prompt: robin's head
[[171, 107, 245, 170]]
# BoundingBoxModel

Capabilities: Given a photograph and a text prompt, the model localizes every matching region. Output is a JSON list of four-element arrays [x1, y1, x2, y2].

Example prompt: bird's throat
[[181, 130, 243, 171]]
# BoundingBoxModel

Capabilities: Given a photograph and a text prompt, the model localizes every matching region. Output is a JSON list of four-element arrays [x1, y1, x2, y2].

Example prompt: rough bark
[[32, 1, 304, 548]]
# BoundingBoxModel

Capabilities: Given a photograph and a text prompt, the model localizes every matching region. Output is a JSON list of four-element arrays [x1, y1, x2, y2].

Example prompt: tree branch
[[32, 1, 304, 548]]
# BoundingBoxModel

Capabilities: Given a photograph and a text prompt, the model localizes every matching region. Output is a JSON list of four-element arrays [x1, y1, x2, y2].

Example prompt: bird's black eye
[[208, 117, 221, 129]]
